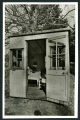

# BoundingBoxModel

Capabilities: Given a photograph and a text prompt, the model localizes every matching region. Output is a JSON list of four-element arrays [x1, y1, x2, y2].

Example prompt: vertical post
[[56, 42, 57, 70], [9, 50, 12, 69], [57, 46, 59, 68]]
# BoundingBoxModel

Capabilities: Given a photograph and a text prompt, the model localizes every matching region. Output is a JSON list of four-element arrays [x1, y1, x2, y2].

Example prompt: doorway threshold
[[26, 86, 46, 100]]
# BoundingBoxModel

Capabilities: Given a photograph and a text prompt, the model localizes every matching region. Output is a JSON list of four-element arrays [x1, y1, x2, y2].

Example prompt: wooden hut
[[9, 28, 70, 104]]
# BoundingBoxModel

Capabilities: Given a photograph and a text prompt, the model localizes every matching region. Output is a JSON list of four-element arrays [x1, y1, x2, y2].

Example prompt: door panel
[[46, 33, 70, 103], [10, 70, 26, 97], [47, 75, 67, 101]]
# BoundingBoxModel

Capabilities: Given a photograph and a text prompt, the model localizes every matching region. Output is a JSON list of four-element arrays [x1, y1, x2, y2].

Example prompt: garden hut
[[9, 28, 70, 104]]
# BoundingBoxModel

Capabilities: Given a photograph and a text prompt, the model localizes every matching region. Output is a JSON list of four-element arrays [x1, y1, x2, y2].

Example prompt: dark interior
[[28, 39, 46, 73]]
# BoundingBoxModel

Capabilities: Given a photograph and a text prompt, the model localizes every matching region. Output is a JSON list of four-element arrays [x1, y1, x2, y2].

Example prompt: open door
[[46, 32, 70, 104], [9, 38, 28, 98]]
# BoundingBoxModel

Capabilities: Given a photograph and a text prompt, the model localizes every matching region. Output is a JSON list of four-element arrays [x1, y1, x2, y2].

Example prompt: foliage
[[5, 4, 68, 35], [69, 26, 75, 62], [5, 53, 9, 97]]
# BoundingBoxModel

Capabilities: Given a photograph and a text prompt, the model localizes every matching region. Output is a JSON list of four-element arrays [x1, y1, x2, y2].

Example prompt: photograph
[[3, 2, 78, 118]]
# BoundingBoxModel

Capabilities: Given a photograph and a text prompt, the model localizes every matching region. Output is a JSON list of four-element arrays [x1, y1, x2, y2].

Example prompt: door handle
[[62, 72, 68, 75], [62, 72, 65, 74]]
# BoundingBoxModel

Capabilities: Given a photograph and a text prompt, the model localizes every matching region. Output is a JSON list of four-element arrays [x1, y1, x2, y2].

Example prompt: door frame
[[26, 39, 47, 92]]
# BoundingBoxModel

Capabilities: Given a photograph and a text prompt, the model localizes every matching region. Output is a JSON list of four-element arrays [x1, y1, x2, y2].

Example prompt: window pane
[[50, 45, 56, 69], [12, 49, 23, 68], [13, 49, 16, 57], [59, 46, 65, 54], [18, 49, 22, 58], [57, 43, 65, 70], [57, 55, 65, 70], [17, 58, 22, 67], [18, 50, 22, 67], [57, 43, 65, 55], [12, 51, 17, 67], [51, 46, 56, 54], [52, 55, 56, 69]]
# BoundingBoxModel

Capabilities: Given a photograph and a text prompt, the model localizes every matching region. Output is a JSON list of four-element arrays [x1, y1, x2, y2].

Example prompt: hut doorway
[[27, 39, 46, 99]]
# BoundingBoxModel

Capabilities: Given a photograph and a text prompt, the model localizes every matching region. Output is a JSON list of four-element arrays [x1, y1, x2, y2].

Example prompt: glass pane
[[52, 55, 56, 69], [12, 49, 23, 68], [57, 42, 65, 70], [51, 46, 56, 54], [57, 43, 65, 55], [17, 59, 22, 67], [57, 53, 65, 70], [13, 49, 16, 57], [12, 50, 17, 67], [18, 49, 22, 67], [50, 45, 56, 69], [59, 46, 65, 54], [18, 49, 22, 58]]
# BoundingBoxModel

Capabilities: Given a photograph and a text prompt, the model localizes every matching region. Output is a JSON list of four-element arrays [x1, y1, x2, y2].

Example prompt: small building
[[9, 28, 70, 104]]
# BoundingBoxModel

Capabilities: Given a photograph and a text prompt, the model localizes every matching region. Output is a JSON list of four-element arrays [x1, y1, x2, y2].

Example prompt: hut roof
[[9, 28, 70, 38]]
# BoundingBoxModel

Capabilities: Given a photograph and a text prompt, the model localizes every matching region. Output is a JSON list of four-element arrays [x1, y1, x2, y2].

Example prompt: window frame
[[49, 42, 66, 70], [10, 48, 24, 70]]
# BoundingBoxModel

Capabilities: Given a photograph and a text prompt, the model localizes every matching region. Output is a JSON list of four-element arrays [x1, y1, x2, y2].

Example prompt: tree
[[5, 4, 68, 35]]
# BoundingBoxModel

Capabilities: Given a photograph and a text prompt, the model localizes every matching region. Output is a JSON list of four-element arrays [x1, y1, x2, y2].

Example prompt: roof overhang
[[8, 28, 70, 38]]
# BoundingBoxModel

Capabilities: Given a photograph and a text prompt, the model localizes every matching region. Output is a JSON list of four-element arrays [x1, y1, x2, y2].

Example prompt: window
[[10, 49, 23, 69], [50, 42, 65, 70], [50, 43, 56, 70], [57, 43, 65, 70]]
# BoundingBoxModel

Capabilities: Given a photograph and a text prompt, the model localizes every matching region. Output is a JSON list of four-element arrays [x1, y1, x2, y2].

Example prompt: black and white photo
[[3, 2, 78, 118]]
